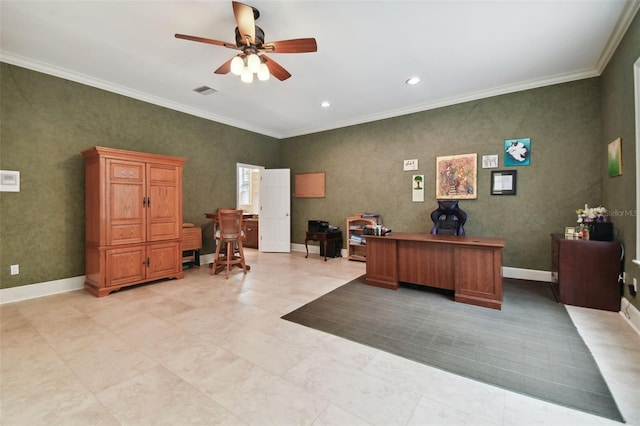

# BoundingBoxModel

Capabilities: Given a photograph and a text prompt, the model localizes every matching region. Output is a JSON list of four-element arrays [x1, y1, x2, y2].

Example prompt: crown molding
[[595, 0, 640, 73], [0, 52, 281, 139]]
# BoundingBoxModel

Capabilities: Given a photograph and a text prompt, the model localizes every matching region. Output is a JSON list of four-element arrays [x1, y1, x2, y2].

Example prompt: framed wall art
[[435, 153, 477, 200], [504, 138, 530, 166], [482, 155, 498, 168], [412, 175, 424, 202], [0, 170, 20, 192], [608, 138, 622, 176], [491, 170, 517, 195]]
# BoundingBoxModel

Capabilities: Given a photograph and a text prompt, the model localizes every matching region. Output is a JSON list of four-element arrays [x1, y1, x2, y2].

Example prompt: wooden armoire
[[82, 146, 185, 297]]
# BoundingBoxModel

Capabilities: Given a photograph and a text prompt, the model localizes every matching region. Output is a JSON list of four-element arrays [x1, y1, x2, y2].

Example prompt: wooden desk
[[305, 231, 343, 261], [365, 232, 505, 309]]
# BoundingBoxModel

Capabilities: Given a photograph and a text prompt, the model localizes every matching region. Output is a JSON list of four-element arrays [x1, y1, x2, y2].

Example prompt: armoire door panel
[[147, 242, 181, 280], [147, 164, 180, 241], [107, 159, 145, 245], [106, 245, 146, 287]]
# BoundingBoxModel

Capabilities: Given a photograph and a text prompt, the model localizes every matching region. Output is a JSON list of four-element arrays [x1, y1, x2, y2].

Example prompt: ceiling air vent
[[193, 86, 217, 95]]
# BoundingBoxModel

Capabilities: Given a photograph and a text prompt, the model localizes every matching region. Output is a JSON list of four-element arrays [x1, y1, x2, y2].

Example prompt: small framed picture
[[0, 170, 20, 192], [491, 170, 517, 195], [564, 227, 576, 239], [482, 155, 499, 169]]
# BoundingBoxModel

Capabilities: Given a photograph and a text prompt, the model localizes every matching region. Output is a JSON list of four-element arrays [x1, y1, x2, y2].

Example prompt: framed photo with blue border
[[504, 138, 531, 166]]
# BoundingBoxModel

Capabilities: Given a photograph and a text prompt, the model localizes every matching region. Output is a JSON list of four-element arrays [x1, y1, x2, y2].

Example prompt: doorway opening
[[236, 163, 264, 214]]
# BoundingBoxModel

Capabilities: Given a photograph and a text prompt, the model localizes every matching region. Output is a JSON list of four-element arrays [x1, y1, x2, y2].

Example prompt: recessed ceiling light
[[406, 77, 421, 85], [321, 101, 331, 108]]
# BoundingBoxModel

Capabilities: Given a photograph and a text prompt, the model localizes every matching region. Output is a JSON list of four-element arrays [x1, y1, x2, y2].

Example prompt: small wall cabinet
[[82, 146, 185, 296], [550, 234, 622, 312], [346, 213, 380, 261]]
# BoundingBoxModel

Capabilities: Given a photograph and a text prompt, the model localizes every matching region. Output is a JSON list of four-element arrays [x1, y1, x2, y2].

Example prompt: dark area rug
[[282, 276, 624, 422]]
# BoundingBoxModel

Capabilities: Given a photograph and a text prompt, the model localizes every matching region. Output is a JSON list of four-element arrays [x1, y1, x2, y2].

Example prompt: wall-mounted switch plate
[[634, 278, 638, 292], [10, 264, 19, 275]]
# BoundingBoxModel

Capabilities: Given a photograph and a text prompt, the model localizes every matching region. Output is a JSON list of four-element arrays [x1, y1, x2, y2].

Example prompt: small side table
[[182, 224, 202, 269], [305, 230, 343, 261]]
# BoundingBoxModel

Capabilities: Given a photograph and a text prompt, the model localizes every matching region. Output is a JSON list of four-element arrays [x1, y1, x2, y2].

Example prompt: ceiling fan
[[175, 1, 317, 82]]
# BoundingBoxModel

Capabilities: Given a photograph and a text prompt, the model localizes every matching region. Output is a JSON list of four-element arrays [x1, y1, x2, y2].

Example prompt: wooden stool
[[211, 209, 248, 278]]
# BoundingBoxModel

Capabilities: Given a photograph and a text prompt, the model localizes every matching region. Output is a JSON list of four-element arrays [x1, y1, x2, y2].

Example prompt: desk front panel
[[397, 241, 454, 290], [454, 245, 503, 309], [365, 237, 398, 289]]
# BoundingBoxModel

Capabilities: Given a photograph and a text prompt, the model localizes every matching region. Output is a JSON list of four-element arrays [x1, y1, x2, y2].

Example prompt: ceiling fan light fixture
[[241, 67, 254, 83], [230, 56, 244, 75], [247, 53, 261, 73], [257, 62, 270, 81]]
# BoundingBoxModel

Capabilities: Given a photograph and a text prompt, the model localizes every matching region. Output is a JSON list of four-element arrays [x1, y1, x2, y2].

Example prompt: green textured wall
[[282, 78, 603, 271], [0, 63, 279, 289], [601, 12, 639, 309], [1, 11, 638, 292]]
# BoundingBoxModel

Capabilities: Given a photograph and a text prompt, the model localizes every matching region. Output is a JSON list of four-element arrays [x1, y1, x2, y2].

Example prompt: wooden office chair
[[212, 209, 248, 278]]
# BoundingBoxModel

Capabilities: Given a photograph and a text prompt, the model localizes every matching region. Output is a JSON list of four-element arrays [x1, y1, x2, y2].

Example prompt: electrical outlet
[[10, 264, 19, 275], [623, 272, 627, 283]]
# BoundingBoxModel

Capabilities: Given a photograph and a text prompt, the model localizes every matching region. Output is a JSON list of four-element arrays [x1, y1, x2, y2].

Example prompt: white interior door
[[259, 169, 290, 252]]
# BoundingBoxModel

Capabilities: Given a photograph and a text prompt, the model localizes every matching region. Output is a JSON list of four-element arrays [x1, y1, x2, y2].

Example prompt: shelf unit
[[346, 213, 380, 261]]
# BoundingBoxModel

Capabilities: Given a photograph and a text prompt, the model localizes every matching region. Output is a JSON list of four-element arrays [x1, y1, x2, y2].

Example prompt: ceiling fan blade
[[232, 1, 255, 46], [262, 55, 291, 81], [262, 38, 317, 53], [175, 34, 236, 49], [214, 58, 233, 75]]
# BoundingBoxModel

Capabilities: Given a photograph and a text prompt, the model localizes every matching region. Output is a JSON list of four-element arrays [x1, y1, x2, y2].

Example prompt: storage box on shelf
[[346, 213, 380, 261]]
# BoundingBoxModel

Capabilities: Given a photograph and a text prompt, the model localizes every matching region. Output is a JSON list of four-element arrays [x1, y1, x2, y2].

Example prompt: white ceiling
[[1, 1, 638, 139]]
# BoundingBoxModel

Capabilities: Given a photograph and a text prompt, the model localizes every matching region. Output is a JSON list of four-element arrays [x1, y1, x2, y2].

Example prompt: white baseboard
[[0, 251, 553, 305], [290, 243, 345, 255], [200, 253, 215, 266], [0, 276, 85, 304], [502, 267, 552, 282], [620, 297, 640, 336]]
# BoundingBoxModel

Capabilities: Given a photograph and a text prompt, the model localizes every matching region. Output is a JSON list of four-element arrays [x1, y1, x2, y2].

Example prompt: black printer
[[308, 220, 329, 232]]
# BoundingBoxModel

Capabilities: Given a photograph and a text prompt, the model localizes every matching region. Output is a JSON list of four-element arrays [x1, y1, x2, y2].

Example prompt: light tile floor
[[2, 250, 639, 425]]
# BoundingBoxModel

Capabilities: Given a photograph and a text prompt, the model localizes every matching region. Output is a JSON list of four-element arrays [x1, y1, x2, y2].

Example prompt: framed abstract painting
[[435, 153, 477, 200]]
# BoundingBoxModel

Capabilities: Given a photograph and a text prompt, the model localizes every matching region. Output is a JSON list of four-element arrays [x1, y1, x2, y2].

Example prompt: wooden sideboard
[[365, 232, 505, 309], [551, 234, 622, 311]]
